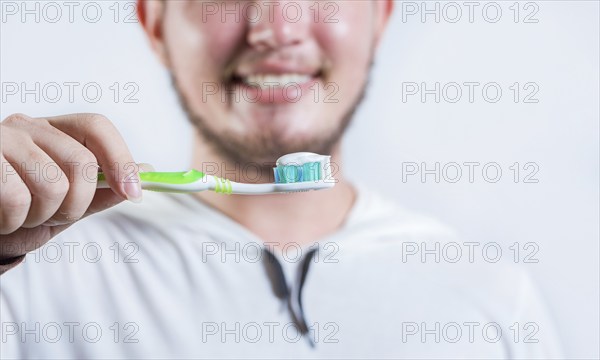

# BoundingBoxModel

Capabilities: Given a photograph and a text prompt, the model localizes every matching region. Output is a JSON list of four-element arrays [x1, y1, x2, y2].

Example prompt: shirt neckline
[[165, 181, 370, 250]]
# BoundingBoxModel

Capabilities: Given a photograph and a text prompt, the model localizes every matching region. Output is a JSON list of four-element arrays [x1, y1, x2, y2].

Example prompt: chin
[[234, 105, 326, 132]]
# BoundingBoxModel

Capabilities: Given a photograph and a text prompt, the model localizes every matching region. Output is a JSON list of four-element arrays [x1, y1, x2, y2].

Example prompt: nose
[[247, 1, 309, 51]]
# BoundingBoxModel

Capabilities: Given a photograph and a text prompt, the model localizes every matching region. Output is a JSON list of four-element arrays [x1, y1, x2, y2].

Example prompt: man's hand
[[0, 113, 142, 273]]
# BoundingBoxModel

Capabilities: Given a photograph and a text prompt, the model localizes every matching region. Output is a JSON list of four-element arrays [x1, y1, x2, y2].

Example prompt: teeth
[[242, 73, 313, 89]]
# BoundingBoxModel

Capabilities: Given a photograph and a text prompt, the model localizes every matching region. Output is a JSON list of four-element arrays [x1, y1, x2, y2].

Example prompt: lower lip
[[232, 78, 320, 105]]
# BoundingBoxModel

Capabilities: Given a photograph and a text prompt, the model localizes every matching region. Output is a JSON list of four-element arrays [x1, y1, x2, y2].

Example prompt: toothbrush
[[96, 152, 335, 195]]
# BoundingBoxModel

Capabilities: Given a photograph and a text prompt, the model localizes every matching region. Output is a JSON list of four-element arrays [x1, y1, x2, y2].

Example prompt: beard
[[170, 68, 371, 168]]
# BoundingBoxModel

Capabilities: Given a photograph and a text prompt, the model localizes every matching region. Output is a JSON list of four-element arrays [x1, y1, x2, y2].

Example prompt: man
[[0, 1, 560, 358]]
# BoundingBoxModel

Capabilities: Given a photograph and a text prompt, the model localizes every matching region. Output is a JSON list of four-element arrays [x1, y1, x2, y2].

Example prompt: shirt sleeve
[[0, 254, 26, 275], [1, 259, 27, 360]]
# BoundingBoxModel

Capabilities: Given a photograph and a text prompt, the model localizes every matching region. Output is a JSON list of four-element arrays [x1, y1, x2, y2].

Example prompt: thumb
[[86, 162, 155, 216]]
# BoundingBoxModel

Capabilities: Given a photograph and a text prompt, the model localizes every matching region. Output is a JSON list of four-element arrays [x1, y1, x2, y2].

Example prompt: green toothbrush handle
[[96, 170, 206, 188]]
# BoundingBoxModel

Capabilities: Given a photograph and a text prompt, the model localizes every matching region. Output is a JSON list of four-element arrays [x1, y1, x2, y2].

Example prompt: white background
[[1, 1, 598, 358]]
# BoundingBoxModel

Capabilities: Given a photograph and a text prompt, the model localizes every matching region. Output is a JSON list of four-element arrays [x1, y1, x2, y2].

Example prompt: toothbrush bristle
[[273, 153, 332, 184], [274, 162, 322, 184]]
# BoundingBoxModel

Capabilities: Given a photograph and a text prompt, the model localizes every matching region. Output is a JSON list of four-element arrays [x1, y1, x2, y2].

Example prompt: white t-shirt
[[0, 185, 562, 359]]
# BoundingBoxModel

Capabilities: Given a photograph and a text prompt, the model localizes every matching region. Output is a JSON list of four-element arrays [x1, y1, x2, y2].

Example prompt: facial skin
[[139, 0, 392, 247], [140, 0, 393, 168]]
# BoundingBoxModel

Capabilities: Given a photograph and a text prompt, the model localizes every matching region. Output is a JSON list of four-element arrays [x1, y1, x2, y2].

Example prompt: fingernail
[[138, 163, 155, 172], [123, 175, 143, 203]]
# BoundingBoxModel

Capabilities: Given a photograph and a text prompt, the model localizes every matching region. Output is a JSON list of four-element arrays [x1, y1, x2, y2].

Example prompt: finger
[[82, 162, 154, 218], [3, 138, 69, 229], [24, 121, 99, 226], [44, 114, 142, 203], [0, 155, 32, 234], [83, 188, 126, 218]]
